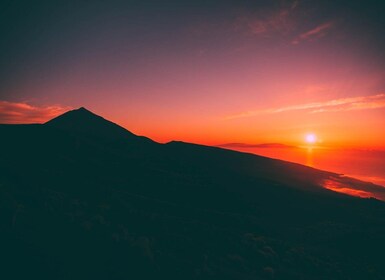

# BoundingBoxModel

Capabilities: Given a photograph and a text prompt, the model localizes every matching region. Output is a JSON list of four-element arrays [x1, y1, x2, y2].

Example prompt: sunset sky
[[1, 0, 384, 148]]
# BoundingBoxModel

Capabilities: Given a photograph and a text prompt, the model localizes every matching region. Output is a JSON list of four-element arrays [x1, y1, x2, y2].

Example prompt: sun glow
[[305, 133, 317, 144]]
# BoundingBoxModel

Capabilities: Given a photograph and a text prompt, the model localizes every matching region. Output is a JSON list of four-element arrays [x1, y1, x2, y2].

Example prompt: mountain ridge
[[44, 107, 155, 145], [217, 142, 297, 149], [1, 107, 385, 279]]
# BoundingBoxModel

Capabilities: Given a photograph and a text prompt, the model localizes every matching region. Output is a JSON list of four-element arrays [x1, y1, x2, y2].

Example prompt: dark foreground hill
[[1, 108, 385, 280]]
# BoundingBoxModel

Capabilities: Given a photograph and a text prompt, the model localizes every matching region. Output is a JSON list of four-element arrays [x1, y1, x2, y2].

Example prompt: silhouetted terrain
[[217, 143, 297, 149], [1, 108, 385, 279]]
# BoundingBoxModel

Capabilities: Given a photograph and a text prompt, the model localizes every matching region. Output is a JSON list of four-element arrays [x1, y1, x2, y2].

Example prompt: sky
[[1, 0, 385, 148]]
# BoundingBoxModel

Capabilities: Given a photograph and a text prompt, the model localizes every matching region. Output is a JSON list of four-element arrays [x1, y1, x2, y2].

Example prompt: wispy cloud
[[192, 1, 336, 47], [230, 0, 301, 38], [234, 8, 295, 37], [225, 94, 385, 120], [247, 10, 292, 35], [292, 21, 334, 44], [0, 101, 71, 124]]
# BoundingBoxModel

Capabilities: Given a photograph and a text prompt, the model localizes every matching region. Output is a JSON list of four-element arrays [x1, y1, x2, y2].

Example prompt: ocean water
[[224, 146, 385, 187]]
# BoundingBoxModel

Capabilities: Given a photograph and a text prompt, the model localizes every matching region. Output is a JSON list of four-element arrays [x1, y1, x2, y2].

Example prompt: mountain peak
[[77, 106, 90, 112], [44, 107, 153, 143], [63, 106, 95, 116], [75, 107, 97, 115], [45, 107, 104, 125]]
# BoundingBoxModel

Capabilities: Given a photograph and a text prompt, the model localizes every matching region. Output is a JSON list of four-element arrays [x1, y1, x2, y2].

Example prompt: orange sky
[[1, 94, 384, 149], [1, 0, 384, 149]]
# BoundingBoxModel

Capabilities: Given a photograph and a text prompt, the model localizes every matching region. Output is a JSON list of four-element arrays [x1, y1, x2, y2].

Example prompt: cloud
[[292, 21, 334, 44], [235, 8, 295, 37], [0, 101, 71, 124], [231, 1, 301, 38], [192, 1, 336, 46], [290, 0, 299, 10], [247, 10, 292, 35], [225, 93, 385, 120]]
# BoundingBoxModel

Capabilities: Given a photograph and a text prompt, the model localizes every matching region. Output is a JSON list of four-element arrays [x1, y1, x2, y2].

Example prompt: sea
[[222, 146, 385, 187]]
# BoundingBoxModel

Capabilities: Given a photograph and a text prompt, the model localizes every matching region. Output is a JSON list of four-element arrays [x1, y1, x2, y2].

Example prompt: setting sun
[[305, 133, 317, 144]]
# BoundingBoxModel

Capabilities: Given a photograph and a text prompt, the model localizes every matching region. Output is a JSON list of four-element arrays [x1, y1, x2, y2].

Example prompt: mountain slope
[[45, 107, 154, 144], [1, 108, 385, 280]]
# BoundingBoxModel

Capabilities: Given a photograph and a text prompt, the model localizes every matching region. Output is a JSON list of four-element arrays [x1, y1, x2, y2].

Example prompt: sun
[[305, 133, 317, 144]]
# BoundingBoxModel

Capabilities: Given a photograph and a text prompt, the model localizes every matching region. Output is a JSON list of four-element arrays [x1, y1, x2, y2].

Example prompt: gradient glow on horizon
[[1, 0, 384, 149]]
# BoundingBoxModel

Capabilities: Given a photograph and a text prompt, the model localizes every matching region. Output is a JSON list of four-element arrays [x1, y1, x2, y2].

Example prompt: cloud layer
[[0, 101, 70, 124], [225, 93, 385, 120]]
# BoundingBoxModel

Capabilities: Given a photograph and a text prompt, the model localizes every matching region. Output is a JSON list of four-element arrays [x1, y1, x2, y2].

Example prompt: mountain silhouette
[[45, 107, 154, 144], [217, 142, 297, 148], [1, 107, 385, 280]]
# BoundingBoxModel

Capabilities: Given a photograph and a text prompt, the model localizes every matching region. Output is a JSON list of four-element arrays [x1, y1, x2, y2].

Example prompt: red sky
[[1, 0, 384, 149]]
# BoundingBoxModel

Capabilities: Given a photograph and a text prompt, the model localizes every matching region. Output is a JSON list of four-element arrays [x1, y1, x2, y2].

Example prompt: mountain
[[217, 142, 297, 149], [1, 108, 385, 280], [45, 107, 154, 144]]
